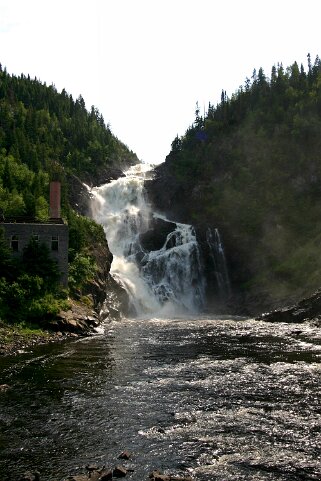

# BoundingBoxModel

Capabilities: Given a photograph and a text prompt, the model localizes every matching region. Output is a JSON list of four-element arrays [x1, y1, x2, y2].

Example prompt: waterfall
[[206, 227, 231, 300], [91, 164, 206, 317]]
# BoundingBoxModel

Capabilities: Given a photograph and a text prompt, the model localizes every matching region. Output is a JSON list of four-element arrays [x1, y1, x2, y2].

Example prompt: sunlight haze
[[0, 0, 319, 164]]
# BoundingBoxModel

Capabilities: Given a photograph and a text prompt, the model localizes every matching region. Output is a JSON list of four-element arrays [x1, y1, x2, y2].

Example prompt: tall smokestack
[[50, 181, 61, 219]]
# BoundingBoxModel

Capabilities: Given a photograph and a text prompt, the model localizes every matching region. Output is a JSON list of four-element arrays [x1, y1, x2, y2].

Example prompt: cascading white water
[[91, 163, 206, 317], [206, 227, 231, 299], [141, 215, 205, 313]]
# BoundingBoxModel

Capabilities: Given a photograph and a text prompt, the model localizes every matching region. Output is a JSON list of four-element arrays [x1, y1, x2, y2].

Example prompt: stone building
[[0, 182, 69, 286]]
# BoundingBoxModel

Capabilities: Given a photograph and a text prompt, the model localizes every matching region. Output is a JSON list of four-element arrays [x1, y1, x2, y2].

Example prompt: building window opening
[[51, 235, 59, 251], [32, 234, 39, 244], [11, 235, 19, 252]]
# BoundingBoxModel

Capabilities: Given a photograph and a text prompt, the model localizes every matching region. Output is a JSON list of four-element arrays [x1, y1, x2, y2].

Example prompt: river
[[1, 316, 321, 480], [1, 164, 321, 480]]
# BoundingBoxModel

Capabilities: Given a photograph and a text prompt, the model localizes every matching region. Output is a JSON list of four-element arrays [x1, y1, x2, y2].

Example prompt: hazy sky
[[0, 0, 320, 165]]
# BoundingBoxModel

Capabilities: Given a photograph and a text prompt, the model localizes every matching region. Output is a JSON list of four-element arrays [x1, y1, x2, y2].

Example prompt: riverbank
[[0, 321, 79, 357], [0, 299, 103, 356], [3, 285, 321, 358]]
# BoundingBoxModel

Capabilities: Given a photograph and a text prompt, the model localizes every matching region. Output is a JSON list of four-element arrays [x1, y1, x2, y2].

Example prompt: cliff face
[[145, 145, 321, 315], [67, 174, 93, 216], [144, 170, 238, 314], [145, 59, 321, 314]]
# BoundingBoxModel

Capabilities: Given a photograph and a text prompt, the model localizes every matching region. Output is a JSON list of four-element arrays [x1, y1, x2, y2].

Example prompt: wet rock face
[[67, 168, 128, 217], [139, 217, 177, 252], [144, 163, 189, 223], [85, 238, 113, 308], [104, 276, 131, 319], [67, 174, 93, 216], [80, 167, 126, 189], [54, 301, 100, 333]]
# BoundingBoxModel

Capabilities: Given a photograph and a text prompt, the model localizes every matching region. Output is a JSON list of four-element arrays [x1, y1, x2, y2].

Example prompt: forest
[[148, 54, 321, 310], [2, 54, 321, 322], [0, 66, 137, 323]]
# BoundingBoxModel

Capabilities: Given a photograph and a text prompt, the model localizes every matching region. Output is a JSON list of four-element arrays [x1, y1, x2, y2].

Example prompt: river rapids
[[0, 317, 321, 480]]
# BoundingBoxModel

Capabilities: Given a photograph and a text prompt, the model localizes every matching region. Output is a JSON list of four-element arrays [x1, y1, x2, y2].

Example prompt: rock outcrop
[[52, 301, 100, 333], [144, 162, 189, 223], [80, 166, 126, 188], [139, 217, 177, 252], [67, 173, 93, 216], [257, 289, 321, 324]]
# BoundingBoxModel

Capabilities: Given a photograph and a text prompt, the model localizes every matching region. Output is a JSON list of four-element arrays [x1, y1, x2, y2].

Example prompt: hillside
[[146, 55, 321, 312], [0, 65, 138, 216], [0, 66, 137, 324]]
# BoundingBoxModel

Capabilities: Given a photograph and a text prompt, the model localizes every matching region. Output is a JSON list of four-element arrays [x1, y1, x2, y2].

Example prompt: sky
[[0, 0, 320, 165]]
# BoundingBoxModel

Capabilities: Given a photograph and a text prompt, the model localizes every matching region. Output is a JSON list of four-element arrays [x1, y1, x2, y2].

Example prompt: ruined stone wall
[[2, 222, 69, 286]]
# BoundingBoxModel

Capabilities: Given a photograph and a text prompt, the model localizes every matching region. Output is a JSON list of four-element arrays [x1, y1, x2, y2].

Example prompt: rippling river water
[[1, 316, 321, 481]]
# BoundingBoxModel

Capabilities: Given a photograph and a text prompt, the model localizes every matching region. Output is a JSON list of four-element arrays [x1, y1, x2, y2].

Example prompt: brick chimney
[[49, 181, 61, 219]]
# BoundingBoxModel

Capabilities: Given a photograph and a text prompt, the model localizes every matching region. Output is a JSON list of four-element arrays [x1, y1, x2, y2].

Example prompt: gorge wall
[[144, 59, 321, 314]]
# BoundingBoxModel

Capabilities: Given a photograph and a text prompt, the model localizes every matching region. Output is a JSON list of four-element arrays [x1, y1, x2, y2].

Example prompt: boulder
[[85, 464, 99, 472], [88, 473, 101, 481], [19, 472, 40, 481], [54, 301, 100, 334], [149, 473, 170, 481], [0, 384, 10, 391], [99, 470, 113, 481], [118, 451, 131, 460], [113, 465, 127, 477], [149, 471, 164, 479], [139, 217, 177, 252]]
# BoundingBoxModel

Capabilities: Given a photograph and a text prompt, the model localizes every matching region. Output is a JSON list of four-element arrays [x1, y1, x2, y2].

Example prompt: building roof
[[0, 216, 65, 225]]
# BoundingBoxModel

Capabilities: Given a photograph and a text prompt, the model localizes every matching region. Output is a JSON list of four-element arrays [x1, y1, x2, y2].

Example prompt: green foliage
[[22, 239, 60, 289], [0, 236, 66, 322], [163, 55, 321, 302], [0, 69, 138, 184], [67, 209, 106, 258], [0, 227, 16, 276], [0, 67, 134, 324], [68, 252, 98, 296], [0, 320, 51, 347], [0, 66, 137, 223], [26, 294, 70, 321], [0, 274, 69, 322], [35, 195, 49, 221]]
